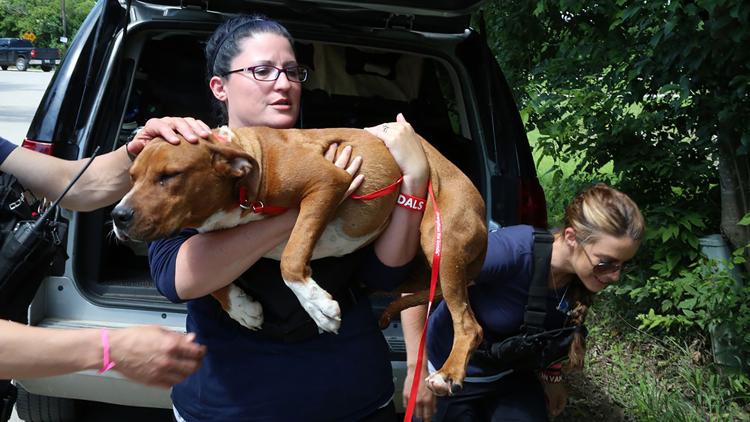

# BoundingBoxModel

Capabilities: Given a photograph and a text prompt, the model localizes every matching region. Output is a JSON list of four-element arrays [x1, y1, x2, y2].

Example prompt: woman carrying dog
[[139, 15, 429, 422], [402, 183, 644, 421]]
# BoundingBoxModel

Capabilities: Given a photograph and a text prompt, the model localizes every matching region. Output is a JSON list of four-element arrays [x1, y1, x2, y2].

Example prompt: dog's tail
[[378, 289, 443, 329]]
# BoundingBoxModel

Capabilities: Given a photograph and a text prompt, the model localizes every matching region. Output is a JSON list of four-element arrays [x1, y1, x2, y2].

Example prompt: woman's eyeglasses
[[579, 244, 627, 276], [222, 65, 309, 82]]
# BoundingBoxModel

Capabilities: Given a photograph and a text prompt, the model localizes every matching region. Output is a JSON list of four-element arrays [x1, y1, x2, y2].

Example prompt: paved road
[[0, 68, 54, 145]]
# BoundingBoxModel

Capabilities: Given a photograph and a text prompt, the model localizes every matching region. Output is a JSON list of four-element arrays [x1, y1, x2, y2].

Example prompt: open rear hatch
[[135, 0, 484, 32]]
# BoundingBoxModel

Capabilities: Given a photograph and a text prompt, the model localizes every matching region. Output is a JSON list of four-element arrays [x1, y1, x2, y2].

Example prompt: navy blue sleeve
[[148, 229, 198, 303], [357, 247, 413, 291], [0, 137, 18, 165], [476, 225, 533, 285]]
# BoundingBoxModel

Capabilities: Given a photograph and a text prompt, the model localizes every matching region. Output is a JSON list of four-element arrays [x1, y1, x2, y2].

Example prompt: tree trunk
[[717, 135, 750, 275]]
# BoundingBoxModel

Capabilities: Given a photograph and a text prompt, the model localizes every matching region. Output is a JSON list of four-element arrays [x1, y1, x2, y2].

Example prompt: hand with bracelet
[[0, 321, 205, 388], [365, 113, 430, 266]]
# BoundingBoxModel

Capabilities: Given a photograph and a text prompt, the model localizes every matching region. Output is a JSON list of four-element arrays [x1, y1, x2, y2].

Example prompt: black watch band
[[125, 126, 144, 161]]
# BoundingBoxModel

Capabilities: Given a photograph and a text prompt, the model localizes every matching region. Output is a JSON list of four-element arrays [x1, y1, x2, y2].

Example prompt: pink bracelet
[[97, 329, 116, 374]]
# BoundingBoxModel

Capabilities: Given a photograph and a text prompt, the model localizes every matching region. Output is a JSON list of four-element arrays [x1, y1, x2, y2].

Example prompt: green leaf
[[679, 298, 697, 310], [739, 213, 750, 226], [664, 20, 675, 36]]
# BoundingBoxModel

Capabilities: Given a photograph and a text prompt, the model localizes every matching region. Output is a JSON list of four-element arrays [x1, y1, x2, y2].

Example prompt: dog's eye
[[158, 172, 180, 186]]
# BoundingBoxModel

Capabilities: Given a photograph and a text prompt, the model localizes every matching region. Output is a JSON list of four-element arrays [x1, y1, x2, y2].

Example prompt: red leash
[[350, 176, 403, 200], [403, 181, 441, 422], [238, 177, 404, 214]]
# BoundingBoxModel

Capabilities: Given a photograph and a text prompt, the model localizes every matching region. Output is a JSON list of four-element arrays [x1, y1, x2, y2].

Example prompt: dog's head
[[112, 134, 261, 241]]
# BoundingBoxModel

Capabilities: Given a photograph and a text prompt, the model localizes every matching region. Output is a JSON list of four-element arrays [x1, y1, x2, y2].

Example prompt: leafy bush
[[586, 294, 750, 420], [621, 218, 750, 372]]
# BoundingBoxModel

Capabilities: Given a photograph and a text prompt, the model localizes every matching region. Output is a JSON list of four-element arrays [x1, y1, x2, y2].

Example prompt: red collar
[[238, 187, 288, 215]]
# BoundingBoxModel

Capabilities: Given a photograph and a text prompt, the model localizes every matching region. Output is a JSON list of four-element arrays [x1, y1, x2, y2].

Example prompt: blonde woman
[[403, 183, 645, 421]]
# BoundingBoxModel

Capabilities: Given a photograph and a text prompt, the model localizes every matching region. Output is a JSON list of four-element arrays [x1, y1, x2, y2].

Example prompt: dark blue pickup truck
[[0, 38, 60, 72]]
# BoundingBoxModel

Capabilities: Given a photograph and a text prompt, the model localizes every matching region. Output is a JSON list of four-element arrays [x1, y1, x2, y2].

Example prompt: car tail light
[[21, 139, 54, 155], [30, 49, 37, 58], [518, 178, 548, 229]]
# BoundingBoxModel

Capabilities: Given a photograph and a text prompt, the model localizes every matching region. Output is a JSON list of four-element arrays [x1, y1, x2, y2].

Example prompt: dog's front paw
[[226, 284, 264, 330], [426, 372, 461, 397], [284, 278, 341, 334]]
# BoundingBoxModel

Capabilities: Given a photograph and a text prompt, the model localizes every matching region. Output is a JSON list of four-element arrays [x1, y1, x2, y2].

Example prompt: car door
[[25, 0, 127, 159]]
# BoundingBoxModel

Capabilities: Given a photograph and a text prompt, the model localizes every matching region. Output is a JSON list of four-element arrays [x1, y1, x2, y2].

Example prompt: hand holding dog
[[127, 116, 212, 157], [324, 143, 364, 198], [365, 113, 429, 196]]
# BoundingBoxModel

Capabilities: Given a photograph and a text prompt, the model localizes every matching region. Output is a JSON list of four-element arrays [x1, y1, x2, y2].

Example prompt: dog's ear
[[205, 142, 262, 200], [206, 142, 256, 178]]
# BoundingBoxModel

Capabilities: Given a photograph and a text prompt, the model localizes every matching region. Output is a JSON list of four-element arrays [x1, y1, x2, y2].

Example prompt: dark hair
[[204, 14, 294, 123], [562, 183, 644, 370]]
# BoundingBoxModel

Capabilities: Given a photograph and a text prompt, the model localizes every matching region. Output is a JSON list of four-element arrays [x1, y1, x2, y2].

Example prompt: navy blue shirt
[[427, 225, 569, 380], [150, 230, 410, 422], [0, 137, 17, 165]]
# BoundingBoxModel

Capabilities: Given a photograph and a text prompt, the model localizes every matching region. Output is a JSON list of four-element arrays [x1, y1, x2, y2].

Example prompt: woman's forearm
[[401, 302, 429, 369], [174, 211, 298, 299], [2, 146, 132, 211], [0, 321, 100, 379], [373, 176, 428, 266]]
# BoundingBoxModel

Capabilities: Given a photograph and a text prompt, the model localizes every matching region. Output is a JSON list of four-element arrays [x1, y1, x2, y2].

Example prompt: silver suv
[[16, 0, 547, 420]]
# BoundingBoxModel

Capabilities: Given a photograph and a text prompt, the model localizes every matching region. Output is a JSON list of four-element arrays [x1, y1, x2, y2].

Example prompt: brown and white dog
[[112, 126, 486, 394]]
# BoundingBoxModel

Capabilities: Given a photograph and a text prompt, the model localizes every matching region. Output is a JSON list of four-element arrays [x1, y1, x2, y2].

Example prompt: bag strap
[[522, 228, 554, 335], [0, 381, 15, 422]]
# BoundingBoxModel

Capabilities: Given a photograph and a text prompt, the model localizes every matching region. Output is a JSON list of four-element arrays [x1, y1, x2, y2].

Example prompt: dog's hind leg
[[425, 257, 483, 396], [421, 189, 486, 396]]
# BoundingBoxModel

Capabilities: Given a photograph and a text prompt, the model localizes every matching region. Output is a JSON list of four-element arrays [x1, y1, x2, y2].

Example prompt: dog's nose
[[111, 205, 135, 228]]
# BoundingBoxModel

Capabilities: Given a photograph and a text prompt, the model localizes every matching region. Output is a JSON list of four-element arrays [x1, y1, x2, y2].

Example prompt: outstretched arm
[[0, 142, 133, 212], [0, 118, 211, 213], [0, 320, 205, 387]]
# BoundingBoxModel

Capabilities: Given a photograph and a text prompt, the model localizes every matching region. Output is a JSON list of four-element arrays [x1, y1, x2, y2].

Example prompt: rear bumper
[[29, 59, 60, 65], [16, 372, 172, 409]]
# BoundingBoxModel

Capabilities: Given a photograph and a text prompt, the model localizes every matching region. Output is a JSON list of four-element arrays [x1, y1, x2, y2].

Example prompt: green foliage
[[0, 0, 95, 48], [482, 0, 749, 276], [626, 247, 750, 367], [490, 1, 750, 415], [586, 297, 750, 420]]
